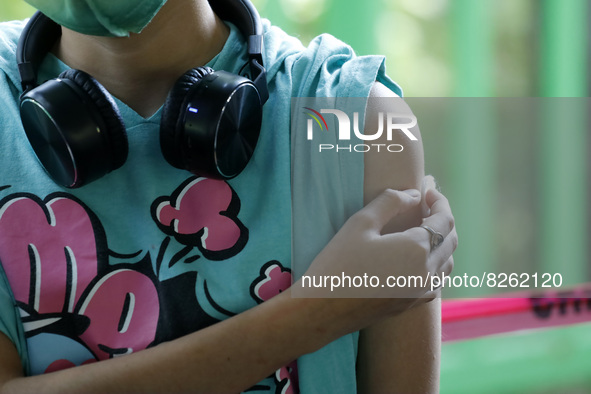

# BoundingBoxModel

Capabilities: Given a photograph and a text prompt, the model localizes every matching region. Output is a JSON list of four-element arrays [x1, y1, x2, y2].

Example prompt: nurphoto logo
[[303, 107, 418, 153]]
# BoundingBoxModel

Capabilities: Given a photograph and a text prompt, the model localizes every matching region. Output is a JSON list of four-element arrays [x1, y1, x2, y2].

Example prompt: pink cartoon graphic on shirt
[[151, 177, 248, 260], [250, 261, 292, 303], [0, 178, 249, 375], [250, 261, 299, 393], [0, 180, 293, 392], [0, 193, 162, 374], [274, 360, 299, 394]]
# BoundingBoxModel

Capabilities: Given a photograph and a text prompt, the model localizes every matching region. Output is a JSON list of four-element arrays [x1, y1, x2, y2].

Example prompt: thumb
[[425, 187, 444, 209], [359, 189, 421, 231]]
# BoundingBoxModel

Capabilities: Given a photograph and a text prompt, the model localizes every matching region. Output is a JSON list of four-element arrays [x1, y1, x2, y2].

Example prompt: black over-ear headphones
[[17, 0, 269, 188]]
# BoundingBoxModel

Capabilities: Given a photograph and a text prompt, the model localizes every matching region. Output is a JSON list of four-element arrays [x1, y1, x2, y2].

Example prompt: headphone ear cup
[[160, 66, 263, 180], [58, 69, 128, 171], [19, 69, 128, 188], [160, 66, 214, 169]]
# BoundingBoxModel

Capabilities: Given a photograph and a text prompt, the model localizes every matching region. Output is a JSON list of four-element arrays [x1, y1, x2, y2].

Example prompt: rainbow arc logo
[[303, 107, 329, 132], [300, 103, 417, 153]]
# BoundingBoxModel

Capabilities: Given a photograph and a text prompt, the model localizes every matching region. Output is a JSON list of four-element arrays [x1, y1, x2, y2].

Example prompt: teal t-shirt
[[0, 17, 401, 393]]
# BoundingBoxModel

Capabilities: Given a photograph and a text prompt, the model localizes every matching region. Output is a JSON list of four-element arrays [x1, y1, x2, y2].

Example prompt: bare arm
[[357, 81, 441, 393], [0, 188, 455, 393], [0, 83, 454, 392], [0, 289, 332, 393]]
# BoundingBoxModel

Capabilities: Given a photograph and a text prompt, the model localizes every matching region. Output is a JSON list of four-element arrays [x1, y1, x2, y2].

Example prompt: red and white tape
[[441, 283, 591, 342]]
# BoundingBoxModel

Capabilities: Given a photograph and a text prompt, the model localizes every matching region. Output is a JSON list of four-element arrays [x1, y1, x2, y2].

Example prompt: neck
[[54, 0, 229, 118]]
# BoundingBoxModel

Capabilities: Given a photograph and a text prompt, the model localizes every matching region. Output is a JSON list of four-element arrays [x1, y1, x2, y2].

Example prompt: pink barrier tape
[[441, 283, 591, 342]]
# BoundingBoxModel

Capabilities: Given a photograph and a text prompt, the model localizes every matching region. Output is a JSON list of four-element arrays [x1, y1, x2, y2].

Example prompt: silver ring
[[420, 225, 444, 251]]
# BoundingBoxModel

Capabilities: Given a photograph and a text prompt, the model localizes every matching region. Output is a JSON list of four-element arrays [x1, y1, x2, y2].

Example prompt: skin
[[54, 0, 230, 118], [358, 83, 442, 393], [0, 189, 455, 393], [0, 0, 457, 392]]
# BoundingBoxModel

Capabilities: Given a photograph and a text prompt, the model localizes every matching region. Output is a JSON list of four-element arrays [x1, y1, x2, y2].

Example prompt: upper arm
[[357, 81, 440, 394], [362, 82, 425, 230]]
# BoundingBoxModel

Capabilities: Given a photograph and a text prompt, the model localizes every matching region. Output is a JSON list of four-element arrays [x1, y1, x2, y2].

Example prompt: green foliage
[[0, 1, 35, 22]]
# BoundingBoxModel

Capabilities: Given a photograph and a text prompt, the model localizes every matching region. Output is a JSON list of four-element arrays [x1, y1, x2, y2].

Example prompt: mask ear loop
[[17, 12, 62, 95]]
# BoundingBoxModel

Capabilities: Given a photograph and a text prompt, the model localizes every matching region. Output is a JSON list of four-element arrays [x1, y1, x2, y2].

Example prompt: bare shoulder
[[364, 81, 424, 209], [369, 80, 400, 98]]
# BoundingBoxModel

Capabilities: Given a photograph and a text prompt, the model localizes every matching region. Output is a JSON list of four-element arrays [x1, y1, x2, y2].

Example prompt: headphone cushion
[[58, 69, 128, 171], [160, 66, 214, 169]]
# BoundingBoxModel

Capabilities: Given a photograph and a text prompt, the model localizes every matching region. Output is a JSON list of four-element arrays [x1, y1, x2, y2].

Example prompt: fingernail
[[404, 189, 421, 198]]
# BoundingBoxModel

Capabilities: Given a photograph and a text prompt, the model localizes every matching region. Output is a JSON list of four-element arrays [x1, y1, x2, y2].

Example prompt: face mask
[[24, 0, 168, 37]]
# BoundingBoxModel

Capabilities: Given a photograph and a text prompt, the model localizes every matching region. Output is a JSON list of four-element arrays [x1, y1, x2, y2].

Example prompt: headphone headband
[[212, 0, 262, 37], [17, 0, 268, 188], [17, 0, 268, 101], [16, 12, 59, 92]]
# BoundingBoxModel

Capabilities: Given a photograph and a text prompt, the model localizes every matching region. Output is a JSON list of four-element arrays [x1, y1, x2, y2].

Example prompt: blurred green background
[[2, 0, 588, 97], [1, 0, 590, 393]]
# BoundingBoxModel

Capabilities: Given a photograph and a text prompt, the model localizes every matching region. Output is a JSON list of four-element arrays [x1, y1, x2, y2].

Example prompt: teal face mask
[[24, 0, 168, 37]]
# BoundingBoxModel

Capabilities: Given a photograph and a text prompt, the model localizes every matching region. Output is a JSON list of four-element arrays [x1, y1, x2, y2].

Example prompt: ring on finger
[[420, 225, 444, 251]]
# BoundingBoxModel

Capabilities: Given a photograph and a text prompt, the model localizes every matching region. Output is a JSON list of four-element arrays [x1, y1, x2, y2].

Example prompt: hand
[[296, 184, 457, 327]]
